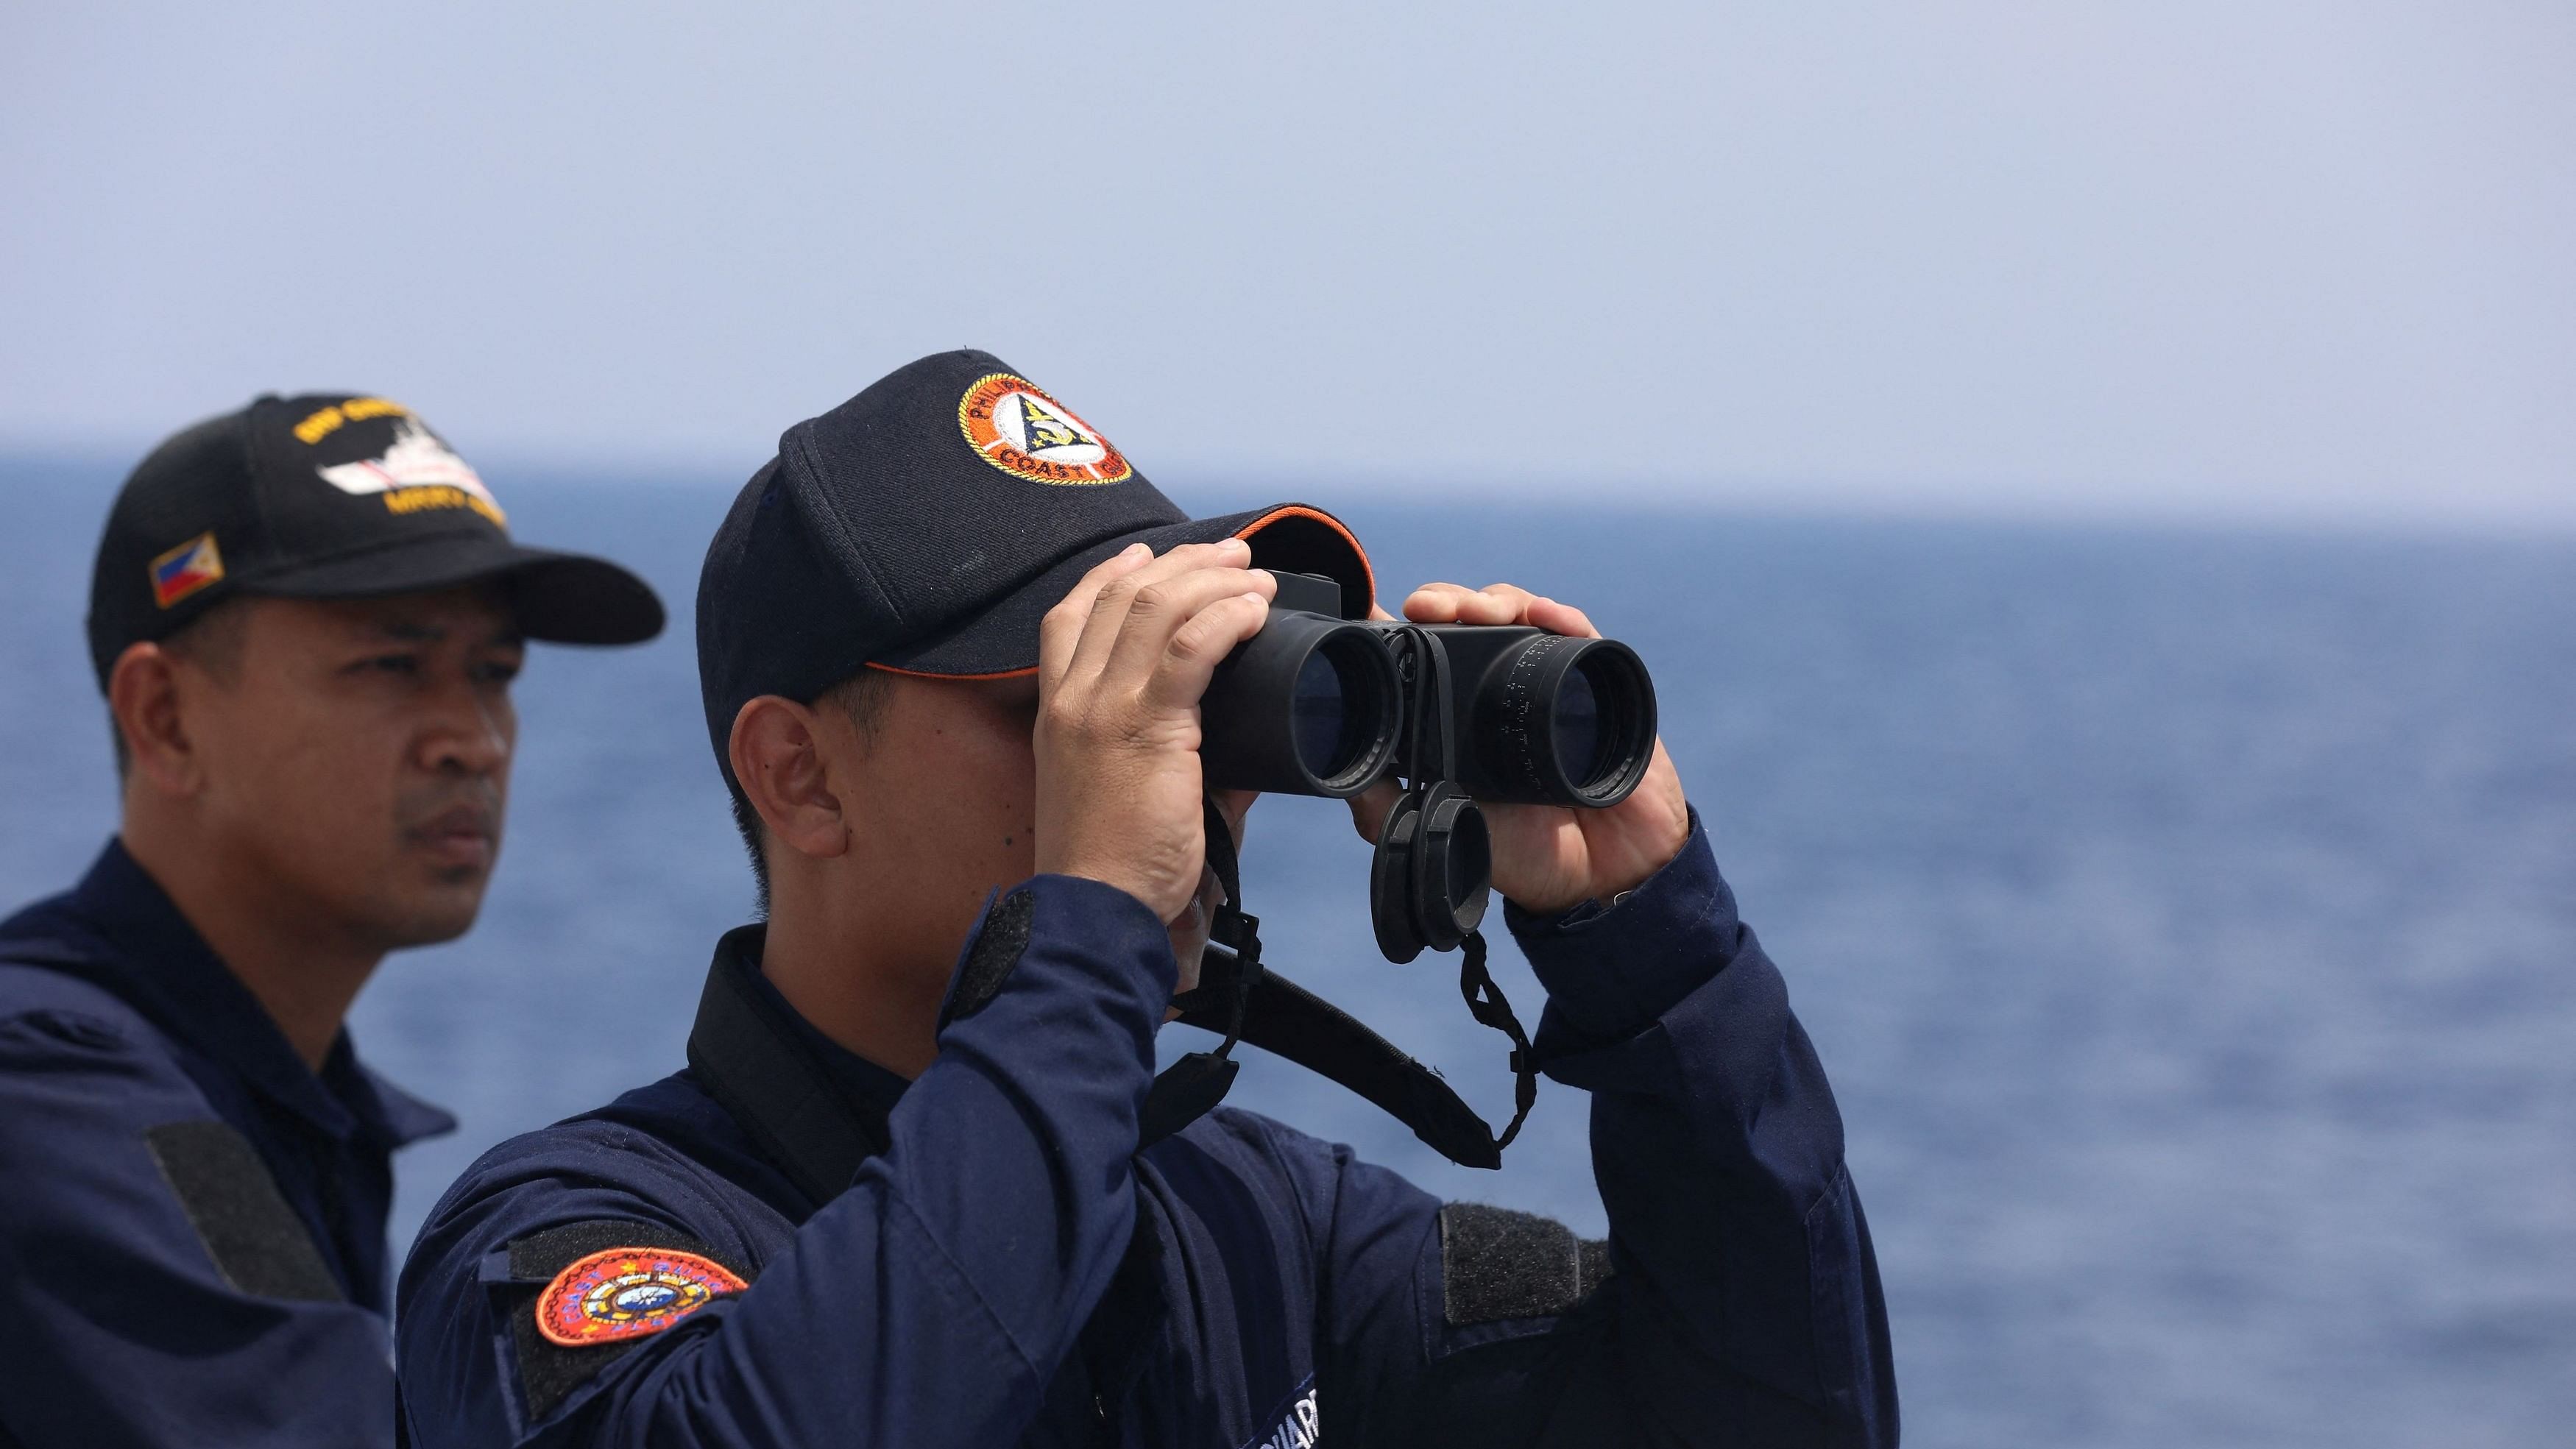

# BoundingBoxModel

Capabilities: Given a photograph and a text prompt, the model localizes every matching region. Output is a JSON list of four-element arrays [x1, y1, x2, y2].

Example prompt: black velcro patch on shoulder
[[941, 886, 1034, 1027], [505, 1222, 753, 1423], [1438, 1202, 1615, 1327], [142, 1119, 342, 1303], [506, 1220, 732, 1283]]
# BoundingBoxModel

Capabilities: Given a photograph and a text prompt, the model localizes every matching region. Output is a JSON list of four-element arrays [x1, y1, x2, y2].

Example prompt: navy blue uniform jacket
[[0, 841, 453, 1448], [397, 819, 1896, 1446]]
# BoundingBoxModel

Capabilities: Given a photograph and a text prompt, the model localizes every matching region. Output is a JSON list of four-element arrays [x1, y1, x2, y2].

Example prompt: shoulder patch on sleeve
[[142, 1119, 343, 1302], [1438, 1202, 1615, 1327], [503, 1222, 754, 1423], [534, 1244, 748, 1347]]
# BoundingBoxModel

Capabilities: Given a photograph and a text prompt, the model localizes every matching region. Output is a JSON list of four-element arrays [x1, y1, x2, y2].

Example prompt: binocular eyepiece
[[1200, 573, 1658, 961]]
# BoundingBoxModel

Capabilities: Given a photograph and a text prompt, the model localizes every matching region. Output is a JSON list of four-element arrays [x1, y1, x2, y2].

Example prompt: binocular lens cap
[[1368, 783, 1491, 963]]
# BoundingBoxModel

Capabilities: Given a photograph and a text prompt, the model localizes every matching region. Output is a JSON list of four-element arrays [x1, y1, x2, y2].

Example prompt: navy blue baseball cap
[[697, 349, 1374, 784], [88, 393, 665, 687]]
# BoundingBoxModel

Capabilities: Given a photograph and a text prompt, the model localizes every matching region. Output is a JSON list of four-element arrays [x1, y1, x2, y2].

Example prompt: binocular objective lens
[[1553, 664, 1602, 785], [1292, 648, 1364, 779]]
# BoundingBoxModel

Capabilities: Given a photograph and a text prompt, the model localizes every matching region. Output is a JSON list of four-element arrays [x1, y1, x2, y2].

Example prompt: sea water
[[2, 458, 2569, 1448]]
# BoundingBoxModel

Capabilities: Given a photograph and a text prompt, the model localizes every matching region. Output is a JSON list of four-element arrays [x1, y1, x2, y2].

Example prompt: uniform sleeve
[[1316, 812, 1899, 1448], [0, 1003, 397, 1449], [395, 873, 1178, 1449]]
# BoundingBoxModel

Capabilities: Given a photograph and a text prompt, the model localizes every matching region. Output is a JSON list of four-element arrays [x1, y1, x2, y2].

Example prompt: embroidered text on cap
[[956, 372, 1133, 486], [296, 402, 509, 528]]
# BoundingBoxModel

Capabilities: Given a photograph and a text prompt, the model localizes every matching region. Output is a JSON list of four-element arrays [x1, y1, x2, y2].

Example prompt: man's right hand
[[1034, 539, 1274, 925]]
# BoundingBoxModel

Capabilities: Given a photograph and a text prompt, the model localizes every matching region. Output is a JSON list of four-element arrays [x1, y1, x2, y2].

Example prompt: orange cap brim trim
[[1231, 504, 1377, 617], [866, 661, 1041, 681]]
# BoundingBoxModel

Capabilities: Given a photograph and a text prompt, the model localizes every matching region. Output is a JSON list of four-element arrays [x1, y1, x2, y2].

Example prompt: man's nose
[[418, 677, 512, 776]]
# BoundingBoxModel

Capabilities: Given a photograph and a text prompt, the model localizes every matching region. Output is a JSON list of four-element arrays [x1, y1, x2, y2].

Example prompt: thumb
[[1345, 778, 1404, 844]]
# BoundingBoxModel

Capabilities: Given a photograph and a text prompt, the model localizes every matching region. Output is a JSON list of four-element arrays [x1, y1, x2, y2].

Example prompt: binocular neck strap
[[1136, 798, 1266, 1149], [1454, 930, 1538, 1152], [1147, 796, 1541, 1164]]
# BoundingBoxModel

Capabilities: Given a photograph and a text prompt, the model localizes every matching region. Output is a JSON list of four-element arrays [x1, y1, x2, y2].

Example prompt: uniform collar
[[58, 838, 454, 1149], [720, 926, 913, 1120], [346, 1049, 461, 1149]]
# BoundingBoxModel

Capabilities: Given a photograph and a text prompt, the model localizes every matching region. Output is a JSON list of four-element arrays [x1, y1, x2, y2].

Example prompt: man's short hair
[[727, 668, 896, 915], [108, 600, 248, 780]]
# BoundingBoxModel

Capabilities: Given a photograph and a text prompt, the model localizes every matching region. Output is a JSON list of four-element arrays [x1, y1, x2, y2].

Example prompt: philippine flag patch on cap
[[534, 1245, 749, 1347], [149, 532, 225, 609]]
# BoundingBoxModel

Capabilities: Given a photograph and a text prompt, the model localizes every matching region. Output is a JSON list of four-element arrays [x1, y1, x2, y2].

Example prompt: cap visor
[[871, 503, 1373, 679], [251, 536, 665, 645]]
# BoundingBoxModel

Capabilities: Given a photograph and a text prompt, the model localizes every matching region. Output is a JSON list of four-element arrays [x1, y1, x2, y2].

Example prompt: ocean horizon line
[[6, 447, 2571, 546]]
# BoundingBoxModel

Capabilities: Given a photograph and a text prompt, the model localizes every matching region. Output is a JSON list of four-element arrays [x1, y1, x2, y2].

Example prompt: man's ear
[[729, 696, 852, 861], [107, 642, 203, 798]]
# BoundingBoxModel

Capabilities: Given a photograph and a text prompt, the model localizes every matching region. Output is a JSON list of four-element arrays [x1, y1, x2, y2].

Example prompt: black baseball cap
[[88, 393, 665, 687], [697, 349, 1374, 785]]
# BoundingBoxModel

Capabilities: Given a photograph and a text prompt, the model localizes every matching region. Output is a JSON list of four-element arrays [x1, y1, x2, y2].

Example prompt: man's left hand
[[1346, 583, 1691, 917]]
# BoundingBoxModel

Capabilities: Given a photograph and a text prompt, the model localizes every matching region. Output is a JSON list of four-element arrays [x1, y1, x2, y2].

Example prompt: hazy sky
[[4, 3, 2569, 527]]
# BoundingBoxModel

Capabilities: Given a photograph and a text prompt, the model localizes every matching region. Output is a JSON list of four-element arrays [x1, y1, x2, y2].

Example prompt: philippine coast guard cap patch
[[958, 372, 1133, 484], [534, 1244, 748, 1347]]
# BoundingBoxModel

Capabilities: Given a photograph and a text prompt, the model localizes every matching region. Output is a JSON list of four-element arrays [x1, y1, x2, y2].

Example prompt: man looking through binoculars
[[396, 350, 1897, 1448]]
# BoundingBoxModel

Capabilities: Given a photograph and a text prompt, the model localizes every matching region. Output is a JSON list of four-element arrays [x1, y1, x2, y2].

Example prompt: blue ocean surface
[[3, 458, 2570, 1448]]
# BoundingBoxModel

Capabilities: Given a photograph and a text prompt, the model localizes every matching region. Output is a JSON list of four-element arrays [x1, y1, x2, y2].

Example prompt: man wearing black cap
[[397, 352, 1894, 1448], [0, 395, 662, 1448]]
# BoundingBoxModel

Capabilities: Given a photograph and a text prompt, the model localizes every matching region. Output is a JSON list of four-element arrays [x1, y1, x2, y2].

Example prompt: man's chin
[[375, 879, 490, 949]]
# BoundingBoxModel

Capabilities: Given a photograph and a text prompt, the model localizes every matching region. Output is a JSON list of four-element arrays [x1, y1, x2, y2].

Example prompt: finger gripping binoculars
[[1200, 573, 1657, 961]]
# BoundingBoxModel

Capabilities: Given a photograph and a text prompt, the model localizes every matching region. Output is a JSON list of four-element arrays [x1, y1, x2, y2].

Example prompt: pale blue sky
[[3, 2, 2569, 527]]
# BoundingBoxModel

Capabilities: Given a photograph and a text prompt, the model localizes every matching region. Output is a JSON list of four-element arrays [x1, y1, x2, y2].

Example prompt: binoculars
[[1202, 573, 1657, 961]]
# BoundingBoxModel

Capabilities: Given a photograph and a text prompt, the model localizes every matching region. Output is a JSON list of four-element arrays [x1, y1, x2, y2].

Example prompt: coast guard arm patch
[[535, 1244, 749, 1347], [502, 1222, 757, 1421]]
